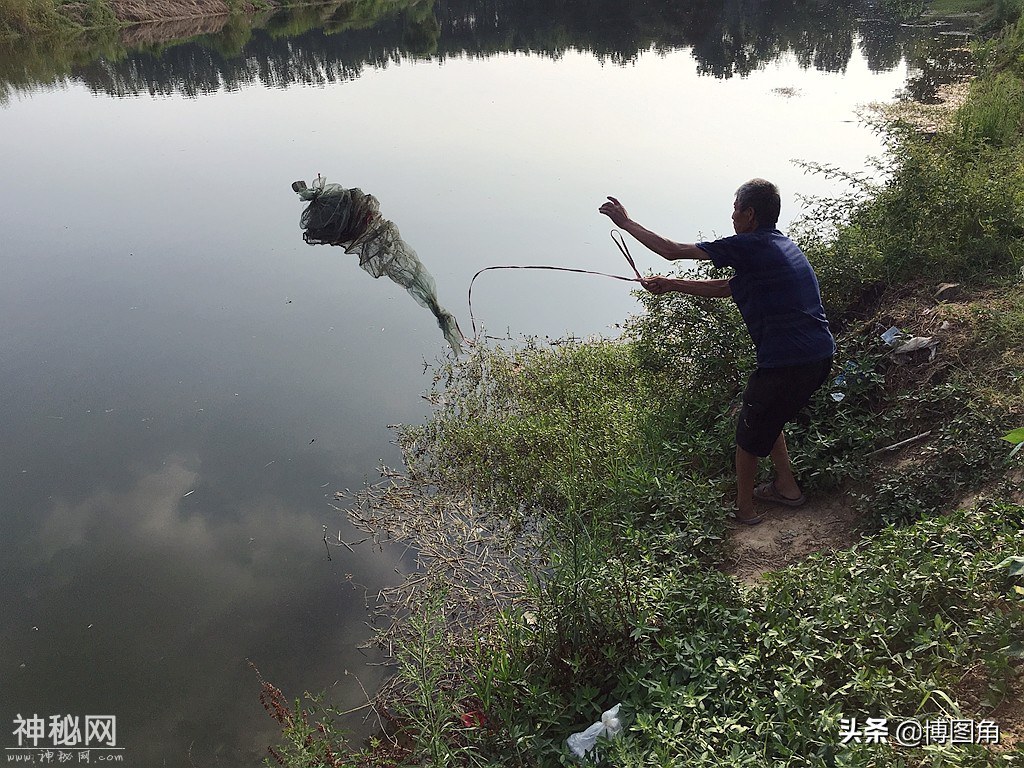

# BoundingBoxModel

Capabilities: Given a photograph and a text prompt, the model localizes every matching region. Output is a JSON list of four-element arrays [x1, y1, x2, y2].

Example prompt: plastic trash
[[891, 335, 939, 363], [830, 372, 847, 402], [880, 326, 906, 346], [893, 336, 937, 355], [881, 326, 938, 362], [566, 703, 622, 760], [829, 360, 862, 402]]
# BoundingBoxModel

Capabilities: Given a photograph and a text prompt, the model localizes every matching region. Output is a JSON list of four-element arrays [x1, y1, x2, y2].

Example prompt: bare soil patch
[[954, 662, 1024, 753], [991, 671, 1024, 752], [723, 490, 864, 585]]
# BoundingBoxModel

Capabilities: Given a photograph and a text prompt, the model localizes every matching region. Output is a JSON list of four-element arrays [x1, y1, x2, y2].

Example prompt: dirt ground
[[722, 469, 1024, 584], [723, 490, 864, 585], [723, 485, 1024, 752], [992, 678, 1024, 752]]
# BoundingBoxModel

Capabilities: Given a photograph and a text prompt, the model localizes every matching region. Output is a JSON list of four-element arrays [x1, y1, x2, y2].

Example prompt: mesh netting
[[294, 176, 465, 353]]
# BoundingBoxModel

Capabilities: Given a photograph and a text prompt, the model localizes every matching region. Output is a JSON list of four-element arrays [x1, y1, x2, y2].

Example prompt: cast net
[[293, 176, 465, 353]]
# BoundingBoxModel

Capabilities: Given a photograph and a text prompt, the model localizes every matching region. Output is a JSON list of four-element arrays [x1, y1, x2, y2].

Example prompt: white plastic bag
[[565, 703, 622, 759]]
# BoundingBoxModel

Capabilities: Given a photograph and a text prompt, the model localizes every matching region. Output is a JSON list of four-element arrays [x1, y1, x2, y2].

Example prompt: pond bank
[[0, 0, 424, 44], [257, 6, 1024, 764]]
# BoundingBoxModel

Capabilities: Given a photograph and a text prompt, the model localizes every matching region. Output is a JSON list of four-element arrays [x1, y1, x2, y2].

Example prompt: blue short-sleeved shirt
[[696, 228, 835, 368]]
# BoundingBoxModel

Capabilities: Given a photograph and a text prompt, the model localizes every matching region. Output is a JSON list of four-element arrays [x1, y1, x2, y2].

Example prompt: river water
[[0, 0, 954, 763]]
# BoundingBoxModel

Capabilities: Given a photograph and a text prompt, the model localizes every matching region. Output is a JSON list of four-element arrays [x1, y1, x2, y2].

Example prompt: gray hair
[[735, 178, 781, 228]]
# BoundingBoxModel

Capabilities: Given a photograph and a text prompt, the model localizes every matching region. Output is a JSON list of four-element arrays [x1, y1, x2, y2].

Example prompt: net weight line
[[466, 231, 642, 340]]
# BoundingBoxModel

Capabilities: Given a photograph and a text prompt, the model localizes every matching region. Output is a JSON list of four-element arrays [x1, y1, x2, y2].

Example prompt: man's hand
[[640, 276, 674, 294], [598, 198, 709, 262], [639, 276, 732, 298], [599, 196, 631, 228]]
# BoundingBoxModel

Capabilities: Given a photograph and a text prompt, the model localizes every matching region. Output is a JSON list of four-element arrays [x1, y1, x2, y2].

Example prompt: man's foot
[[753, 480, 806, 507], [728, 510, 766, 526]]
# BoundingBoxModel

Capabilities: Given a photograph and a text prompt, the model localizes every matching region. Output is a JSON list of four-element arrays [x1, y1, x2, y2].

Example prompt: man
[[599, 179, 834, 524]]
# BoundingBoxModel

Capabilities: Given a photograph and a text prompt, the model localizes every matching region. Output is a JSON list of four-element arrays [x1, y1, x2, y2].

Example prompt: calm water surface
[[0, 1, 939, 762]]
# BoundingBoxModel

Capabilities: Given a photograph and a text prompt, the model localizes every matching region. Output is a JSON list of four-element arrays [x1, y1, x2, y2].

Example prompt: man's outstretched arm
[[599, 196, 712, 262], [640, 276, 731, 298]]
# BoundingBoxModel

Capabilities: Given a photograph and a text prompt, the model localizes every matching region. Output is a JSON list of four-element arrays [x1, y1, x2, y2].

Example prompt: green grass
[[925, 0, 990, 16], [1, 0, 77, 37], [604, 501, 1024, 766], [401, 339, 665, 513]]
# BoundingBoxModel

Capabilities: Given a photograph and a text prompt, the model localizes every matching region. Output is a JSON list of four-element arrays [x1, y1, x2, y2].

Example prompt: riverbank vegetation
[[257, 9, 1024, 768], [0, 0, 432, 69], [0, 0, 440, 104]]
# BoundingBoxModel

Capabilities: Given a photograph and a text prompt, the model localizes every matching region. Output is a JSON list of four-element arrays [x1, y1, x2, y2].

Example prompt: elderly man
[[600, 179, 835, 524]]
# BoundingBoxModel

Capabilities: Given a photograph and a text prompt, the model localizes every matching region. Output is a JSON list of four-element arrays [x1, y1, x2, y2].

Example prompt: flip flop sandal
[[727, 511, 766, 526], [754, 480, 806, 507]]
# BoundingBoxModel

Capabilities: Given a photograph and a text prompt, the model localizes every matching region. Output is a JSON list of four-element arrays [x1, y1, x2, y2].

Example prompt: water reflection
[[903, 32, 975, 102], [0, 0, 948, 100], [3, 456, 403, 763]]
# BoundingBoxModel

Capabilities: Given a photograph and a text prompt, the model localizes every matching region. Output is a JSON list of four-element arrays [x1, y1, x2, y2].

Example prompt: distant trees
[[1, 0, 928, 97]]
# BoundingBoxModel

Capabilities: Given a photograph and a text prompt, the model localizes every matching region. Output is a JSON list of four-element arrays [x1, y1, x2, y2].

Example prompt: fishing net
[[293, 176, 465, 353]]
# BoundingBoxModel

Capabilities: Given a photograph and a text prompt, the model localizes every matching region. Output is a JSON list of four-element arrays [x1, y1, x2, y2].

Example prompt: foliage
[[0, 0, 115, 38], [882, 0, 925, 22], [957, 70, 1024, 144], [604, 501, 1024, 765], [799, 134, 1024, 318], [627, 262, 755, 398], [0, 0, 950, 95], [257, 677, 359, 768], [400, 339, 662, 512], [857, 386, 1013, 525], [362, 284, 1022, 765], [384, 595, 497, 767], [1002, 426, 1024, 457], [318, 499, 1024, 767], [793, 56, 1024, 323], [924, 0, 990, 15]]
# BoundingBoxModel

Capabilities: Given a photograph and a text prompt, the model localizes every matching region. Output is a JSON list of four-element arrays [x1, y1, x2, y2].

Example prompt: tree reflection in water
[[0, 0, 973, 101]]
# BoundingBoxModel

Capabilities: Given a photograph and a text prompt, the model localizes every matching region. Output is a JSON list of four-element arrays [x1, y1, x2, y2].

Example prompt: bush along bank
[[0, 0, 431, 50], [0, 0, 435, 109], [264, 14, 1024, 768]]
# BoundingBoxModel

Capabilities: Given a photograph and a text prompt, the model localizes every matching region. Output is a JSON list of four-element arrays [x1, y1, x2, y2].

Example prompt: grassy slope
[[0, 0, 413, 40], [926, 0, 990, 16]]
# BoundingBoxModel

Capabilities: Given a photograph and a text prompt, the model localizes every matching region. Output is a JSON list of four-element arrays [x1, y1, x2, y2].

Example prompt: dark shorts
[[736, 357, 833, 457]]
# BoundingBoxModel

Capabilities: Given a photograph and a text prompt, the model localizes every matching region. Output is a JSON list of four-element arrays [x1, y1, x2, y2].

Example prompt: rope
[[466, 230, 642, 340], [611, 229, 643, 280]]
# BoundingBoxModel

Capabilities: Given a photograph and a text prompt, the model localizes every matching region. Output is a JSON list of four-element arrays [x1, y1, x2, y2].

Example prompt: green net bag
[[294, 176, 464, 353]]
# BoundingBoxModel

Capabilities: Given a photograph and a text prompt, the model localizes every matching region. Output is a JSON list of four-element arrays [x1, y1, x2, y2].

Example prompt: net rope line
[[466, 230, 643, 340]]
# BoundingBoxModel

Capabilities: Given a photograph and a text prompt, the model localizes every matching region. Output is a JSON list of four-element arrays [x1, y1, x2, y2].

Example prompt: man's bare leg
[[735, 444, 760, 521], [768, 432, 802, 499]]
